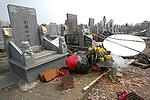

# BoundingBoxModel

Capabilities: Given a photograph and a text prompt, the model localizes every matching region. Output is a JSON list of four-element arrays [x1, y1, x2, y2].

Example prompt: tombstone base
[[8, 53, 67, 83], [70, 45, 89, 51], [0, 41, 5, 49]]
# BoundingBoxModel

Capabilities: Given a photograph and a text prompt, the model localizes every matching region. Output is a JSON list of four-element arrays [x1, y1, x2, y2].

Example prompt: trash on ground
[[65, 55, 78, 71], [117, 90, 131, 100], [59, 66, 70, 76], [91, 65, 101, 71], [117, 91, 145, 100], [62, 75, 74, 90], [133, 53, 150, 69], [74, 54, 92, 74], [83, 69, 111, 92]]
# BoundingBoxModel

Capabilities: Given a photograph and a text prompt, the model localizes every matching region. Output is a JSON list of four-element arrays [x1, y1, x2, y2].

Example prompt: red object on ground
[[117, 90, 131, 100], [91, 65, 101, 71], [65, 55, 78, 70], [52, 76, 62, 82], [62, 75, 74, 90], [59, 66, 70, 76]]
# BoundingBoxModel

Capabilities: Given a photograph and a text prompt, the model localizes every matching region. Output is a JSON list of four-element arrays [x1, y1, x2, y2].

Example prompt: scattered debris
[[124, 92, 145, 100], [83, 69, 111, 92], [117, 90, 131, 100], [59, 66, 70, 76], [62, 75, 74, 90], [133, 53, 150, 69], [39, 68, 59, 82]]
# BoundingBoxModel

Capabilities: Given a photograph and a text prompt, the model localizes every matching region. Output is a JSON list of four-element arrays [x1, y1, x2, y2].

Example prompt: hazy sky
[[0, 0, 150, 25]]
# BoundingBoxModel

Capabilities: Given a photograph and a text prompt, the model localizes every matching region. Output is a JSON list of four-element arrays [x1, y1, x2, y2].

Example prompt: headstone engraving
[[65, 34, 79, 45], [66, 13, 78, 34], [84, 35, 92, 46], [7, 4, 40, 48]]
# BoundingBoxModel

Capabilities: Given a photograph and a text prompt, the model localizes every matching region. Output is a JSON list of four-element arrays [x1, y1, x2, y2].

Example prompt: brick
[[43, 68, 59, 82], [39, 68, 59, 82], [39, 73, 45, 81]]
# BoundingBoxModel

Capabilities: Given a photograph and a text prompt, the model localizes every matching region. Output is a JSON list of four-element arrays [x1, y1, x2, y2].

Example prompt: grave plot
[[65, 14, 93, 51], [2, 4, 67, 83]]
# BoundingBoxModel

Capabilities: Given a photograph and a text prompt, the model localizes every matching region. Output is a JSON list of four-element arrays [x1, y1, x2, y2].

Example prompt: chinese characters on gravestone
[[7, 4, 40, 48], [23, 16, 30, 43], [66, 13, 78, 34]]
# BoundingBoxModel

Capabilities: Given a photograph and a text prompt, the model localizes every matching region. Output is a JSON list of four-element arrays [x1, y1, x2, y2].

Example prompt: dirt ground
[[0, 37, 150, 100]]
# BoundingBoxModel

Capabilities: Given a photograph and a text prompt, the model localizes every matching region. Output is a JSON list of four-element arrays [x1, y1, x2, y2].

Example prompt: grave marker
[[66, 13, 78, 34], [65, 34, 79, 45], [0, 20, 5, 50], [50, 22, 57, 35], [89, 18, 94, 33], [7, 4, 40, 48], [3, 4, 67, 83], [0, 20, 3, 41]]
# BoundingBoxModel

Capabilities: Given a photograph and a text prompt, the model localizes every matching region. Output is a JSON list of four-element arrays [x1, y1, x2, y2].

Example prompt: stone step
[[34, 50, 57, 60]]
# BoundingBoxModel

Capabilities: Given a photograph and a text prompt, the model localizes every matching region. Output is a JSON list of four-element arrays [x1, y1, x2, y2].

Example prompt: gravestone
[[94, 24, 98, 34], [111, 25, 114, 34], [50, 22, 57, 35], [65, 26, 92, 50], [7, 5, 40, 48], [145, 22, 150, 37], [0, 20, 5, 50], [99, 21, 103, 34], [89, 18, 94, 33], [3, 4, 67, 83], [65, 34, 79, 45], [84, 35, 92, 46], [66, 13, 78, 34], [103, 16, 106, 27], [49, 22, 60, 40], [57, 25, 61, 35], [45, 24, 50, 33], [45, 24, 50, 38]]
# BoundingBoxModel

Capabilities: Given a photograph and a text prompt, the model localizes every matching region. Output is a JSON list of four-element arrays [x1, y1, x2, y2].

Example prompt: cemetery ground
[[0, 39, 150, 100]]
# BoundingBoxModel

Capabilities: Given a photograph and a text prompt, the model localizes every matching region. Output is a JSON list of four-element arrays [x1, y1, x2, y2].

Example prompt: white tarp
[[103, 34, 146, 57]]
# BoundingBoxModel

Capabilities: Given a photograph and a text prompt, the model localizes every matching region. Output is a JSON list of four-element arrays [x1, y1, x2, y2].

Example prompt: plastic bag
[[65, 55, 78, 70], [110, 52, 134, 68], [75, 54, 92, 74]]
